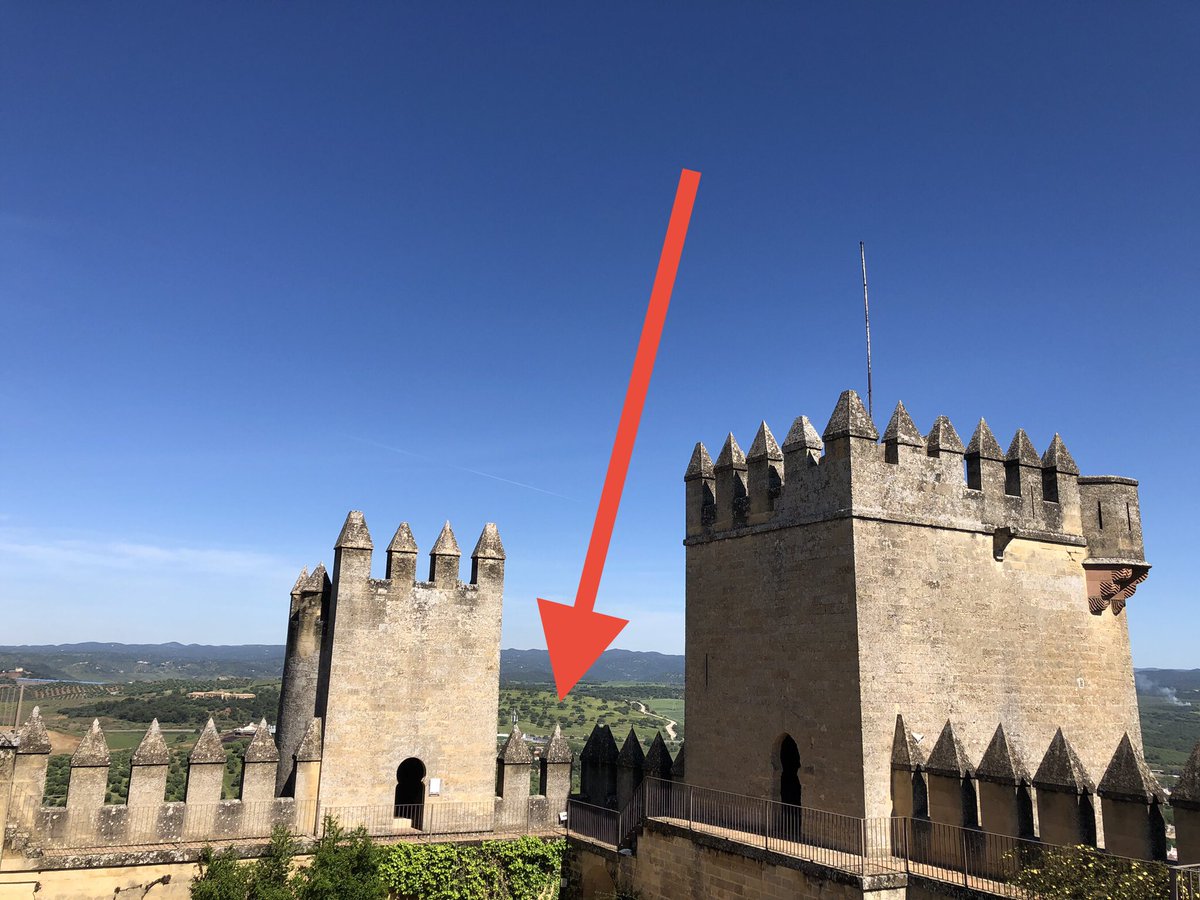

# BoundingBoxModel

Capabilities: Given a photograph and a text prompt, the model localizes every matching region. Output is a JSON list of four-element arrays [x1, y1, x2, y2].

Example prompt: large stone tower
[[683, 390, 1149, 821], [275, 512, 505, 814]]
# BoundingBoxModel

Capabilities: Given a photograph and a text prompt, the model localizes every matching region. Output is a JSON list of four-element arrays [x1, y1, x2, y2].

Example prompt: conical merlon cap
[[1173, 741, 1200, 808], [782, 416, 823, 454], [747, 422, 783, 462], [472, 523, 505, 560], [882, 401, 923, 446], [17, 706, 51, 755], [296, 718, 323, 762], [190, 718, 226, 764], [301, 564, 330, 594], [926, 416, 965, 454], [1006, 429, 1040, 466], [685, 442, 714, 480], [544, 724, 574, 764], [823, 390, 879, 441], [1041, 434, 1079, 475], [1033, 729, 1094, 794], [618, 728, 645, 767], [966, 419, 1004, 460], [581, 723, 618, 762], [1098, 734, 1165, 802], [924, 721, 974, 778], [335, 511, 373, 550], [644, 733, 673, 776], [431, 521, 460, 556], [388, 523, 418, 554], [244, 719, 280, 764], [499, 725, 532, 764], [291, 567, 309, 595], [672, 741, 685, 778], [73, 719, 110, 767], [892, 715, 925, 770], [133, 719, 170, 766], [714, 433, 746, 470], [976, 724, 1030, 785]]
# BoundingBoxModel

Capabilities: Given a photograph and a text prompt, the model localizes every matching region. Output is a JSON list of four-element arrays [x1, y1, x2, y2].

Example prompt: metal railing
[[1172, 863, 1200, 900], [638, 778, 900, 875], [568, 778, 899, 875], [903, 818, 1181, 898], [571, 777, 1198, 894], [565, 800, 620, 848]]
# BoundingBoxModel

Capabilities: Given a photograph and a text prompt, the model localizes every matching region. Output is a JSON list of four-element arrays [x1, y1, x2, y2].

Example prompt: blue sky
[[1, 4, 1197, 666]]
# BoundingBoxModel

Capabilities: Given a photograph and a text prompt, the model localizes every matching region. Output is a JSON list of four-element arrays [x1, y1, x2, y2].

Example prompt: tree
[[1009, 843, 1170, 900], [292, 817, 386, 900]]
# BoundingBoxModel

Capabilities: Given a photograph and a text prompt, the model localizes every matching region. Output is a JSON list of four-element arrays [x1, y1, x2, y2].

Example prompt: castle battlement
[[2, 710, 303, 853], [685, 390, 1148, 585], [332, 512, 506, 594]]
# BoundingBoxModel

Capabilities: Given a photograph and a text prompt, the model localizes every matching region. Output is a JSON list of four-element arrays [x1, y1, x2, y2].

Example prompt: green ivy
[[378, 836, 564, 900]]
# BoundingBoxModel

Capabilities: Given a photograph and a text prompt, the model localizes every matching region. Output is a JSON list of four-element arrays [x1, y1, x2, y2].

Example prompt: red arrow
[[538, 168, 701, 700]]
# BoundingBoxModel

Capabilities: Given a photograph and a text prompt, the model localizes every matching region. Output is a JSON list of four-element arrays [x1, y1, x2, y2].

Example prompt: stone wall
[[563, 821, 907, 899], [684, 519, 864, 816], [855, 521, 1140, 822]]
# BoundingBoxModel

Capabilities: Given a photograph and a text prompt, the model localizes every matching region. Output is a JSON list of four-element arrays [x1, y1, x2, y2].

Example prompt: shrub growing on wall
[[1008, 843, 1171, 900]]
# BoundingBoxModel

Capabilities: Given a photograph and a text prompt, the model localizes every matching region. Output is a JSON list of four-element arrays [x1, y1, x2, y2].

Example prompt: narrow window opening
[[1042, 469, 1058, 503], [1097, 501, 1104, 530], [966, 458, 981, 490], [1016, 785, 1035, 839], [1004, 462, 1021, 497], [1079, 793, 1098, 847], [961, 777, 979, 829], [912, 772, 929, 819], [1126, 502, 1132, 532]]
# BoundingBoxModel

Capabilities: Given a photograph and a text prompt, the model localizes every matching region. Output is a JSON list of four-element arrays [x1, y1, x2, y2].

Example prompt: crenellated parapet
[[3, 711, 300, 856], [685, 389, 1150, 614], [329, 512, 506, 597], [888, 716, 1183, 862], [577, 725, 677, 811]]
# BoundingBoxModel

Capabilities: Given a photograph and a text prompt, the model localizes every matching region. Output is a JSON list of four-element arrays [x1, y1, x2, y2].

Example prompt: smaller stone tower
[[274, 512, 506, 817]]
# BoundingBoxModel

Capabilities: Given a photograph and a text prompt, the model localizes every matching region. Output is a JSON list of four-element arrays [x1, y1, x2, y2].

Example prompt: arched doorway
[[395, 757, 426, 829], [773, 734, 803, 841], [779, 735, 802, 806]]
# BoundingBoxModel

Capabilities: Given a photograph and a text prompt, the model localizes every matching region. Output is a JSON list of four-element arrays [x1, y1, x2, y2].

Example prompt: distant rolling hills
[[0, 643, 685, 685]]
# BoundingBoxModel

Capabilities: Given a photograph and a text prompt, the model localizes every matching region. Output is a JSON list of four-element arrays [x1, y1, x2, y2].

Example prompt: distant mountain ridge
[[1, 643, 1186, 688], [0, 643, 684, 684]]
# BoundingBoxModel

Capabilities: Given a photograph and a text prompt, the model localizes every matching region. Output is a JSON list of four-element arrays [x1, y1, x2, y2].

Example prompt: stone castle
[[3, 389, 1200, 900]]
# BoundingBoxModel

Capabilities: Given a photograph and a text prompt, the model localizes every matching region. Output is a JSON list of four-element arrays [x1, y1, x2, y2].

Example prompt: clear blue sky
[[1, 4, 1196, 667]]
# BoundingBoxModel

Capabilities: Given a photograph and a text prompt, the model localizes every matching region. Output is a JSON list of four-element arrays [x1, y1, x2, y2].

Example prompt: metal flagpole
[[860, 241, 874, 419]]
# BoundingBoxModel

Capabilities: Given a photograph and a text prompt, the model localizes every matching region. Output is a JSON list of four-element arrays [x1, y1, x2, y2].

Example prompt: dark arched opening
[[779, 735, 802, 806], [395, 757, 426, 829], [770, 734, 805, 840]]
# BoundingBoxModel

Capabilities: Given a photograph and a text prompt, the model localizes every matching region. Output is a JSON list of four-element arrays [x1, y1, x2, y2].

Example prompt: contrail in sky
[[350, 436, 578, 502]]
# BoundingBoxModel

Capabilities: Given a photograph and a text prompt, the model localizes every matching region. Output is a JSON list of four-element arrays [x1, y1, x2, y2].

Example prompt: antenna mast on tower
[[859, 241, 874, 419]]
